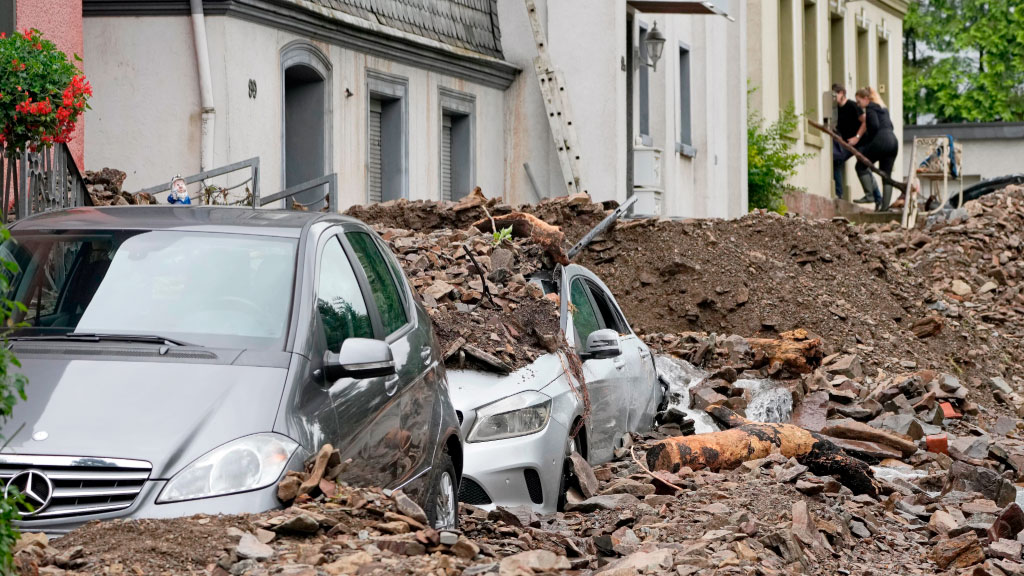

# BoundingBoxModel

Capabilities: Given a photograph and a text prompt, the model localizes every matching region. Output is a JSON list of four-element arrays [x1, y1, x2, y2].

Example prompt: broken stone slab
[[790, 390, 828, 431], [600, 477, 656, 497], [565, 494, 640, 513], [826, 354, 863, 379], [236, 533, 274, 561], [872, 413, 925, 441], [570, 452, 599, 499], [945, 461, 1017, 507], [498, 549, 570, 575], [392, 490, 429, 525], [989, 539, 1024, 561], [991, 376, 1015, 395], [931, 532, 985, 570], [595, 546, 674, 576], [928, 510, 960, 535], [989, 503, 1024, 542], [949, 434, 993, 462]]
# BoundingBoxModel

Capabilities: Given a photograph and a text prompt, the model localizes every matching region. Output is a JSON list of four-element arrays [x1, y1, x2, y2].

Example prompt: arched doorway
[[282, 43, 331, 211]]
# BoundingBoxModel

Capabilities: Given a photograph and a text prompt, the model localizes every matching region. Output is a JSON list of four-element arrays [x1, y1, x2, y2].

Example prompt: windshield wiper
[[8, 333, 197, 347]]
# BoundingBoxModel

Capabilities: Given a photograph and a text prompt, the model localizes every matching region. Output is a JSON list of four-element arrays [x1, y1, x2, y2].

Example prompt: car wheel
[[426, 450, 459, 531], [556, 433, 584, 512]]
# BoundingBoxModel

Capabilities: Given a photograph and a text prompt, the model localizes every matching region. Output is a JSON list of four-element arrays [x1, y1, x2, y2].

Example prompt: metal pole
[[567, 195, 638, 260]]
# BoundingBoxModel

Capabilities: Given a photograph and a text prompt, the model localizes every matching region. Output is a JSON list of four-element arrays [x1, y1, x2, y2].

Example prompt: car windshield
[[0, 230, 298, 349]]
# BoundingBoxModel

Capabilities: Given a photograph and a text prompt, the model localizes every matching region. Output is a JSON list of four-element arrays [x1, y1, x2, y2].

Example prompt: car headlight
[[468, 391, 551, 443], [157, 433, 298, 503]]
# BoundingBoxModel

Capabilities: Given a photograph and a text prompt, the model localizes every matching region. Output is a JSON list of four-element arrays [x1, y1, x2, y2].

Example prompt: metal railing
[[256, 173, 338, 212], [131, 157, 337, 212], [1, 143, 89, 223], [132, 157, 261, 206]]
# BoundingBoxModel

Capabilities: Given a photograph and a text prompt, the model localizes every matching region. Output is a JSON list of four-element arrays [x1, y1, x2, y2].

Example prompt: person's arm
[[848, 113, 867, 144]]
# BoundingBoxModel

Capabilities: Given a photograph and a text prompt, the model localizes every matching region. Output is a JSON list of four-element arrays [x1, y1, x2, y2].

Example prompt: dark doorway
[[284, 64, 327, 210], [0, 0, 14, 37]]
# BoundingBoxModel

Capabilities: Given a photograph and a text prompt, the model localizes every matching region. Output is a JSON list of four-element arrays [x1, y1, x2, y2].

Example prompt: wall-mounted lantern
[[644, 21, 667, 71]]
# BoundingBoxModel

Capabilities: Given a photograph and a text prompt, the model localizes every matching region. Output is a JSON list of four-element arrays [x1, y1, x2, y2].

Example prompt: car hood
[[1, 356, 289, 479], [447, 352, 566, 414]]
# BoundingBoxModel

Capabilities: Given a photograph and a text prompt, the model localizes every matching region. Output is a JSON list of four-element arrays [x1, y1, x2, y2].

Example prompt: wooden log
[[819, 419, 918, 458], [808, 119, 907, 193], [473, 211, 570, 265], [645, 405, 878, 496]]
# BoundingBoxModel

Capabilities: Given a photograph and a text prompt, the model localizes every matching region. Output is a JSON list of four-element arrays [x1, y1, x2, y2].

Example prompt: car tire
[[556, 433, 584, 512], [425, 450, 459, 531]]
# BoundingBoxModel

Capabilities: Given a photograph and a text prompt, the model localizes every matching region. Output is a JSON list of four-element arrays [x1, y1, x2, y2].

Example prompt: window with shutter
[[368, 98, 383, 204], [441, 114, 453, 202]]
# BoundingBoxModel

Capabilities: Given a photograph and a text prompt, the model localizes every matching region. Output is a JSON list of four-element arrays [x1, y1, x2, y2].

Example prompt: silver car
[[449, 264, 661, 513]]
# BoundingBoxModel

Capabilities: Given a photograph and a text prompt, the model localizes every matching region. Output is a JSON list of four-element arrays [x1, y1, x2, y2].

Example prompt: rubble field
[[12, 186, 1024, 575]]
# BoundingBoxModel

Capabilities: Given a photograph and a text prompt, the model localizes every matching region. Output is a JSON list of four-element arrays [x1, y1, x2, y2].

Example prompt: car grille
[[0, 455, 152, 520], [524, 469, 543, 505], [458, 477, 492, 506]]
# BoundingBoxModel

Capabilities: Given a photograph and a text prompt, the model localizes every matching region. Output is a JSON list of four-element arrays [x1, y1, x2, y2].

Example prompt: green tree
[[904, 0, 1024, 123], [747, 102, 814, 214], [0, 228, 28, 572]]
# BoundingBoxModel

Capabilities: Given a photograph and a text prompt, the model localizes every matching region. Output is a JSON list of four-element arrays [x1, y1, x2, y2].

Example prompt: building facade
[[80, 0, 746, 218], [747, 0, 908, 202]]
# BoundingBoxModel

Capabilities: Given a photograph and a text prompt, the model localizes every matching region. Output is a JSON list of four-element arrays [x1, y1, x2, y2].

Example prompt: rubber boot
[[879, 182, 893, 212], [856, 172, 879, 205]]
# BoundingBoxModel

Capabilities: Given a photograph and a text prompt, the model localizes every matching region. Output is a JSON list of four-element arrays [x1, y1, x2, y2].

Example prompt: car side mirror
[[323, 338, 396, 382], [581, 329, 621, 361]]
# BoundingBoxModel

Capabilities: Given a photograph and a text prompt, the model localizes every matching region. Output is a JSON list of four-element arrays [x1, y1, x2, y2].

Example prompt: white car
[[448, 264, 662, 513]]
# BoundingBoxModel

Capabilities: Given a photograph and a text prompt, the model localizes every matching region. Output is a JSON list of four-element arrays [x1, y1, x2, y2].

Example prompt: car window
[[347, 231, 408, 335], [4, 231, 298, 349], [585, 280, 629, 335], [570, 278, 602, 348], [317, 237, 373, 351]]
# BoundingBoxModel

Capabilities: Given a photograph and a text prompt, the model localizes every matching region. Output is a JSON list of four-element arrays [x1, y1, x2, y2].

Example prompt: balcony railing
[[0, 143, 89, 223]]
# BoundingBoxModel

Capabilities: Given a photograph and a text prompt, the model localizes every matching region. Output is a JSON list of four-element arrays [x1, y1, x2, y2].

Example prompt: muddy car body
[[449, 264, 661, 513], [0, 207, 462, 534]]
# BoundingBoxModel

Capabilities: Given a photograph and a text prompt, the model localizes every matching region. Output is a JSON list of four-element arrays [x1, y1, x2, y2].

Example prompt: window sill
[[676, 142, 697, 158], [804, 130, 824, 149]]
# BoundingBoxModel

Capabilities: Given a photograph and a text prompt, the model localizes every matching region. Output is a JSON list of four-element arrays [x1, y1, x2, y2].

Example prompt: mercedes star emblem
[[4, 470, 54, 516]]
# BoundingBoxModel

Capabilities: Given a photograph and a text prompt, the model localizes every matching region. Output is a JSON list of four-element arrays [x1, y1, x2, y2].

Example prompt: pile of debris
[[346, 191, 612, 245], [864, 184, 1024, 386], [83, 168, 156, 206], [32, 419, 1024, 576], [372, 213, 564, 374]]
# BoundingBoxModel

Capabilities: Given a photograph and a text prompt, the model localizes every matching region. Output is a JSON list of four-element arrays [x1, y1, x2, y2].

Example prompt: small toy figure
[[167, 175, 192, 205]]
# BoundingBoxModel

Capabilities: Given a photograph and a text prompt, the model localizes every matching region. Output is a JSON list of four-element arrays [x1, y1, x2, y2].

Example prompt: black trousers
[[855, 130, 899, 176]]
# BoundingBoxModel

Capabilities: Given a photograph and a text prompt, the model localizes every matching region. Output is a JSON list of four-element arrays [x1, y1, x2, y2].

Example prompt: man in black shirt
[[831, 84, 865, 200]]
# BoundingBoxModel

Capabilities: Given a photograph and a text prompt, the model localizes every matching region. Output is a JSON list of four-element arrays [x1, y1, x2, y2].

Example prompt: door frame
[[280, 41, 333, 205]]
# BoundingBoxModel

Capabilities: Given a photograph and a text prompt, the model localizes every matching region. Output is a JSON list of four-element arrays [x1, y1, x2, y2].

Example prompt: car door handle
[[384, 376, 400, 396], [613, 358, 626, 370], [420, 348, 432, 362]]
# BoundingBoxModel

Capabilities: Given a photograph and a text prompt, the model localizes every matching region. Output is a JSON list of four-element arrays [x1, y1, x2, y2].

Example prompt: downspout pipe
[[190, 0, 216, 173]]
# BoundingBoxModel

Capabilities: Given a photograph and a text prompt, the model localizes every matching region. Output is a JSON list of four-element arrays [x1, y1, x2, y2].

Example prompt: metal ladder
[[525, 0, 587, 197]]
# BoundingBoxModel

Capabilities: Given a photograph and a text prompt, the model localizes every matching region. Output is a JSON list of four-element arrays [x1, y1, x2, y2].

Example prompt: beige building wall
[[85, 15, 507, 209], [747, 0, 906, 202]]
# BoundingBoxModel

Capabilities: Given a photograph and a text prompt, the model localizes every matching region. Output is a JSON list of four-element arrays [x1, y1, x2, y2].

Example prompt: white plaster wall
[[84, 17, 201, 192], [84, 15, 506, 209], [499, 0, 746, 218]]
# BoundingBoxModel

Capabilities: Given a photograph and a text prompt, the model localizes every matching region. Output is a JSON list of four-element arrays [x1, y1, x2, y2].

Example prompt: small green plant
[[0, 227, 27, 573], [491, 225, 512, 247], [747, 98, 814, 214]]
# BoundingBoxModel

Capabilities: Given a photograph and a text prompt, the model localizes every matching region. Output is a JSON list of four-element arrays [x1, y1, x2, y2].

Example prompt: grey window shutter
[[441, 115, 453, 202], [368, 99, 383, 203]]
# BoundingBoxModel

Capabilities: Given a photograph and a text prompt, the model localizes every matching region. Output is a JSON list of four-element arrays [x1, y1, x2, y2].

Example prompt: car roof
[[10, 206, 365, 238]]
